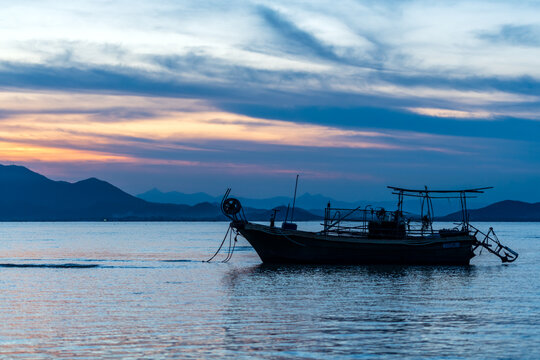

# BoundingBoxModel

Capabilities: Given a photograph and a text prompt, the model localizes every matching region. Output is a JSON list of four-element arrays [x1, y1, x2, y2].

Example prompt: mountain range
[[440, 200, 540, 222], [0, 164, 539, 221], [0, 164, 316, 221], [137, 188, 367, 210], [137, 188, 492, 217]]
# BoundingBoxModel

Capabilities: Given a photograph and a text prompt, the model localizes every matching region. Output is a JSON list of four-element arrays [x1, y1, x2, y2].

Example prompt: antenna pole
[[290, 174, 299, 222], [284, 203, 290, 223]]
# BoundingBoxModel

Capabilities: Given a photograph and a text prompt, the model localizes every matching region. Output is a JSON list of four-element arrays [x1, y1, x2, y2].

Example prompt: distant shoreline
[[2, 164, 540, 223], [0, 219, 538, 222]]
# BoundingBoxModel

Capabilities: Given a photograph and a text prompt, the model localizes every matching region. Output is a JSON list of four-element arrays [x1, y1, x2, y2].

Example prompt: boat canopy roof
[[387, 186, 493, 198]]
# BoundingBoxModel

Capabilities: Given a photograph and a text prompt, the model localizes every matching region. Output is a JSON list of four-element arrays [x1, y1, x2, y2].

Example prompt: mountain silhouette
[[137, 188, 218, 205], [0, 164, 319, 221], [439, 200, 540, 221], [0, 164, 188, 220], [137, 188, 472, 216], [2, 164, 536, 221], [138, 188, 388, 209]]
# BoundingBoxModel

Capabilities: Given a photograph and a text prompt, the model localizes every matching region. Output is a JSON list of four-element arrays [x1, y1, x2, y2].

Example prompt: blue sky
[[0, 0, 539, 202]]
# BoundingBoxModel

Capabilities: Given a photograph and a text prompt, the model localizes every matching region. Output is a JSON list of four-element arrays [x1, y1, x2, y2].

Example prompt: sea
[[0, 221, 538, 359]]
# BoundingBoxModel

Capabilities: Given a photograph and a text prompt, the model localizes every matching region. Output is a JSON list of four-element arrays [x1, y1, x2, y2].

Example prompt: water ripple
[[0, 221, 537, 359]]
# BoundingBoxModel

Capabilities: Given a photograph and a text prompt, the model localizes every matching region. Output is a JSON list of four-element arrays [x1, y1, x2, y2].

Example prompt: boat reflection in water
[[218, 186, 518, 265]]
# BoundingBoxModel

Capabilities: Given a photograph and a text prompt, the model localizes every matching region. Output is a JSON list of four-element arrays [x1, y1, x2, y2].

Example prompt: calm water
[[0, 221, 538, 359]]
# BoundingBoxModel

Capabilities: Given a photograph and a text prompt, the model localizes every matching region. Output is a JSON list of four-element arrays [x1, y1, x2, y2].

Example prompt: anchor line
[[222, 230, 238, 263], [205, 225, 239, 263], [205, 225, 230, 262]]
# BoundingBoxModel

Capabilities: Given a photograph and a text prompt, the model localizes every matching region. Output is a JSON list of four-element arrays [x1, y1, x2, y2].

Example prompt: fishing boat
[[216, 185, 518, 265]]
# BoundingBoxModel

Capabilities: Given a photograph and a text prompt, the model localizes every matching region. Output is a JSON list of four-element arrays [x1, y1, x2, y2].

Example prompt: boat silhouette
[[218, 186, 518, 265]]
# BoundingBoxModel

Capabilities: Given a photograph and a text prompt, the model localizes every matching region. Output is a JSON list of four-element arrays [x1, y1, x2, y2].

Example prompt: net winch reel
[[220, 188, 246, 223]]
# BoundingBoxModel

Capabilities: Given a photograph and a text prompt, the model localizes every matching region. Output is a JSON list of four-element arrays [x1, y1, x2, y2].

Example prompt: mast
[[290, 174, 299, 222]]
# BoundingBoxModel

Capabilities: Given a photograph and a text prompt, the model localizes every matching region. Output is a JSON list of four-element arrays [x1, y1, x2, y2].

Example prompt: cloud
[[478, 24, 540, 47], [3, 1, 540, 121], [1, 1, 540, 199], [3, 58, 540, 124], [0, 140, 132, 163], [219, 103, 540, 144], [0, 91, 403, 152], [255, 5, 389, 70], [0, 90, 500, 167], [0, 60, 327, 107], [406, 107, 493, 119], [256, 6, 341, 62], [376, 72, 540, 98]]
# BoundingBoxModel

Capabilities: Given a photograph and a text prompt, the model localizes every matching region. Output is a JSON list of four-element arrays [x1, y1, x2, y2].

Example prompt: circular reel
[[222, 198, 242, 216]]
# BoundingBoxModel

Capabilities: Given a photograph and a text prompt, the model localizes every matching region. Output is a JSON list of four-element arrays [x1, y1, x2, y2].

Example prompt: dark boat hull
[[235, 222, 476, 265]]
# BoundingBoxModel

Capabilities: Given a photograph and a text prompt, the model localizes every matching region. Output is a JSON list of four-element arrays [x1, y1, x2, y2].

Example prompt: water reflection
[[224, 263, 478, 295], [219, 264, 496, 358], [0, 222, 537, 358]]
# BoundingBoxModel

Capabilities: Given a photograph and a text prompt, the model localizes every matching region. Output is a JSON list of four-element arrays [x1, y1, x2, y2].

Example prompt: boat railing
[[323, 206, 452, 238], [323, 206, 404, 236]]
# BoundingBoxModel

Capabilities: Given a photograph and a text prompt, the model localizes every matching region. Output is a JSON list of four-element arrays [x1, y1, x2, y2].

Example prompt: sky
[[1, 0, 540, 202]]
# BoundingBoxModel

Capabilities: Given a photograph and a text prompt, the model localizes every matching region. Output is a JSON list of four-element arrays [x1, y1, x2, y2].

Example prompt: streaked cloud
[[407, 108, 494, 120], [1, 1, 540, 200], [478, 24, 540, 47], [0, 91, 459, 159], [257, 6, 341, 62], [0, 140, 131, 163]]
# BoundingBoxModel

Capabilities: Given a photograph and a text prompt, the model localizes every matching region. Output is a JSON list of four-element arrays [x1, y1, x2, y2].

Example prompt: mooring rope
[[222, 227, 233, 263], [205, 225, 230, 262], [222, 231, 238, 263], [205, 225, 238, 263]]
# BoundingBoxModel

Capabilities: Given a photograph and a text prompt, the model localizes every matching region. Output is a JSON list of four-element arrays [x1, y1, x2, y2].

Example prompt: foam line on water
[[0, 263, 99, 268], [0, 263, 159, 269], [99, 265, 156, 269]]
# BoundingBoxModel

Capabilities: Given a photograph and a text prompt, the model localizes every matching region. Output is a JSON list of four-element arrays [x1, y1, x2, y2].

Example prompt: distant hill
[[242, 205, 321, 222], [137, 188, 219, 205], [0, 164, 320, 221], [0, 164, 187, 220], [439, 200, 540, 222], [138, 188, 395, 210], [3, 164, 536, 222], [137, 188, 471, 216], [138, 188, 317, 208]]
